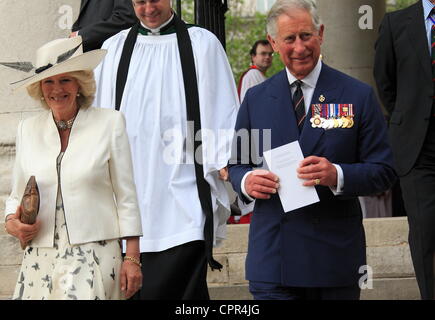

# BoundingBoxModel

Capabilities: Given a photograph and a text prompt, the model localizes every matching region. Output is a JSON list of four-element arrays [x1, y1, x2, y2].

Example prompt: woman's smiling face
[[40, 73, 80, 116]]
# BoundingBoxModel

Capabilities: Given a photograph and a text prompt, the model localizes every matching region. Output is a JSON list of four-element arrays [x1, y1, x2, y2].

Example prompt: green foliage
[[178, 0, 284, 83], [387, 0, 419, 12], [178, 0, 195, 23], [226, 10, 284, 83]]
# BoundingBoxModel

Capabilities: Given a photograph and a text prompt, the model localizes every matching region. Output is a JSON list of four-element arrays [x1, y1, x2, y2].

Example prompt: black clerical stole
[[115, 14, 222, 271]]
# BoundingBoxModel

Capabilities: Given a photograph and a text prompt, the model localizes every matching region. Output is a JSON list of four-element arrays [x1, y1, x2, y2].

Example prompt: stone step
[[209, 277, 420, 300]]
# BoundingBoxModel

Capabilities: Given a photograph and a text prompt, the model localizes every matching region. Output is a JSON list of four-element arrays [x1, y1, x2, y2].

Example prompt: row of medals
[[310, 114, 354, 129]]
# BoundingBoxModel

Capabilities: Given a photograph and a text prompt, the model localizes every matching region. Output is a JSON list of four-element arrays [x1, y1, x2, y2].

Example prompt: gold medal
[[319, 95, 326, 103], [347, 117, 354, 128], [341, 116, 349, 128]]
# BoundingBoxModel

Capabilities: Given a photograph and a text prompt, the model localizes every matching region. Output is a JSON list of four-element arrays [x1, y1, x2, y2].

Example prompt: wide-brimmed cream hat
[[11, 36, 106, 91]]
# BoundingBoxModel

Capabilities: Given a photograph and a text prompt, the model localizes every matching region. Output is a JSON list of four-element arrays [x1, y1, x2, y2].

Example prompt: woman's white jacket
[[4, 107, 143, 247]]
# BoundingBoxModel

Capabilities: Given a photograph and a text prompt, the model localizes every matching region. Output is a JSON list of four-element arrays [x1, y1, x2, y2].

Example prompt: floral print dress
[[13, 152, 124, 300]]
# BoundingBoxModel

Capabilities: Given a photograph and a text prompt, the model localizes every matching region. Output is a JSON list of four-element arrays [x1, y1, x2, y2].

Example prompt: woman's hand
[[5, 206, 41, 246], [120, 237, 142, 299], [120, 258, 143, 299]]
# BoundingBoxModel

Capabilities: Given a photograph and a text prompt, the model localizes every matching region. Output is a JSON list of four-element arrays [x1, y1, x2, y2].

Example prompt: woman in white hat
[[3, 37, 143, 300]]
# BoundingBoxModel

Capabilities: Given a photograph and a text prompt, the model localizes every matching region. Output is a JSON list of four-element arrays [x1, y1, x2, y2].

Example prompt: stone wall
[[0, 217, 419, 300], [318, 0, 385, 89]]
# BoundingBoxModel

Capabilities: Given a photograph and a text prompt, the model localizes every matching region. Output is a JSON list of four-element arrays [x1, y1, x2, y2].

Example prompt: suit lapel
[[406, 1, 431, 80], [268, 70, 300, 148], [299, 64, 341, 156]]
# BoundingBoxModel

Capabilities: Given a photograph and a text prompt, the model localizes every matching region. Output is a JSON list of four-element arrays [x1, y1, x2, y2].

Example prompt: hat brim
[[12, 49, 107, 92]]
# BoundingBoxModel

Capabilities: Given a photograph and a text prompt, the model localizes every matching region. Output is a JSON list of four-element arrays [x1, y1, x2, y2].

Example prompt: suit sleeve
[[228, 94, 255, 202], [339, 89, 397, 196], [75, 0, 137, 51], [108, 112, 143, 238], [374, 13, 397, 115]]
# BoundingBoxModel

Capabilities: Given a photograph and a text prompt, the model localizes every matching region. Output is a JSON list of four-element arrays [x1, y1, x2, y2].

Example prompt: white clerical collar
[[140, 13, 174, 35], [286, 58, 322, 89]]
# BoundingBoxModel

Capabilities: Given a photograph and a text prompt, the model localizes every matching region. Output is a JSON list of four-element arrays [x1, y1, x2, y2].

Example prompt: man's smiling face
[[268, 8, 324, 79]]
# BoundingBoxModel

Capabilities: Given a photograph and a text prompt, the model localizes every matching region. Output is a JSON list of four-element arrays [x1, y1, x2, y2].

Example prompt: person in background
[[70, 0, 137, 51], [238, 39, 274, 103], [374, 0, 435, 300]]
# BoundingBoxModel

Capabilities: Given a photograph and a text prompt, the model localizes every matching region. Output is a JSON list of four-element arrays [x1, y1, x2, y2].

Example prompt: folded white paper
[[263, 141, 319, 213]]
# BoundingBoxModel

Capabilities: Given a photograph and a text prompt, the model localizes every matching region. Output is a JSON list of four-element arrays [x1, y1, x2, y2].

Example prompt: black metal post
[[176, 0, 182, 19], [195, 0, 228, 50]]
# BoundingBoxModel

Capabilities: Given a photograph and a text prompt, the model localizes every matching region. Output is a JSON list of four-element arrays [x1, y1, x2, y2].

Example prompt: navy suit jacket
[[228, 64, 396, 287]]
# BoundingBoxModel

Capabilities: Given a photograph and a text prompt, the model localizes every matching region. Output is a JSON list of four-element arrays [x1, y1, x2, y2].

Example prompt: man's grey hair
[[266, 0, 322, 38]]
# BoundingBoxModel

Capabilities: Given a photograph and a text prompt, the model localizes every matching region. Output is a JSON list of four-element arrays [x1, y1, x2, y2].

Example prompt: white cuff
[[329, 164, 344, 195], [241, 171, 255, 202]]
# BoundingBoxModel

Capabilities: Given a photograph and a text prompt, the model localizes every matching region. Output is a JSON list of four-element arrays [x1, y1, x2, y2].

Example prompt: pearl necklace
[[54, 116, 76, 131]]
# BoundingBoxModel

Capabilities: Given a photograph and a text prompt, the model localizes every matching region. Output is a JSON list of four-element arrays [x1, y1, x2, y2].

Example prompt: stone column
[[317, 0, 386, 88], [0, 0, 78, 213]]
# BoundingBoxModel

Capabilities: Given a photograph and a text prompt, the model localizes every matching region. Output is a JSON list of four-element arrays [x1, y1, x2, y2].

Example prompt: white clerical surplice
[[93, 26, 239, 252]]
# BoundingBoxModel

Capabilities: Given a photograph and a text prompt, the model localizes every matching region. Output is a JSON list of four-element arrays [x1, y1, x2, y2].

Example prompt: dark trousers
[[400, 120, 435, 300], [131, 240, 209, 300], [249, 281, 361, 300]]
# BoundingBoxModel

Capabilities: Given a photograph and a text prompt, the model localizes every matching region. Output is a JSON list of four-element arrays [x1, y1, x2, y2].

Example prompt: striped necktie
[[292, 80, 306, 132]]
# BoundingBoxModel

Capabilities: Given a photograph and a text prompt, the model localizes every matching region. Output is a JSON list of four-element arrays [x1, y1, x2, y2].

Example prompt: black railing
[[175, 0, 228, 50]]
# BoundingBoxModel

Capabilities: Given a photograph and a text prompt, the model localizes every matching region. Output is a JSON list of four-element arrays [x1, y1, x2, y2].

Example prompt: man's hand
[[219, 167, 229, 181], [69, 31, 78, 38], [245, 170, 279, 199], [297, 156, 337, 187]]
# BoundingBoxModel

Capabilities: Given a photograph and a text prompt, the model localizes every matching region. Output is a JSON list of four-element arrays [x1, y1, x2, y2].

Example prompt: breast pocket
[[321, 128, 357, 161]]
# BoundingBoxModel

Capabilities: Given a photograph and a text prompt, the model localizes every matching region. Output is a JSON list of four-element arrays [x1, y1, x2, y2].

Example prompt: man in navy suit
[[228, 0, 396, 300]]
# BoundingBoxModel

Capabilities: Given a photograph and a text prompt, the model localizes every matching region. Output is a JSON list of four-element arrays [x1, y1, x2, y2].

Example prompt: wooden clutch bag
[[20, 176, 40, 249]]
